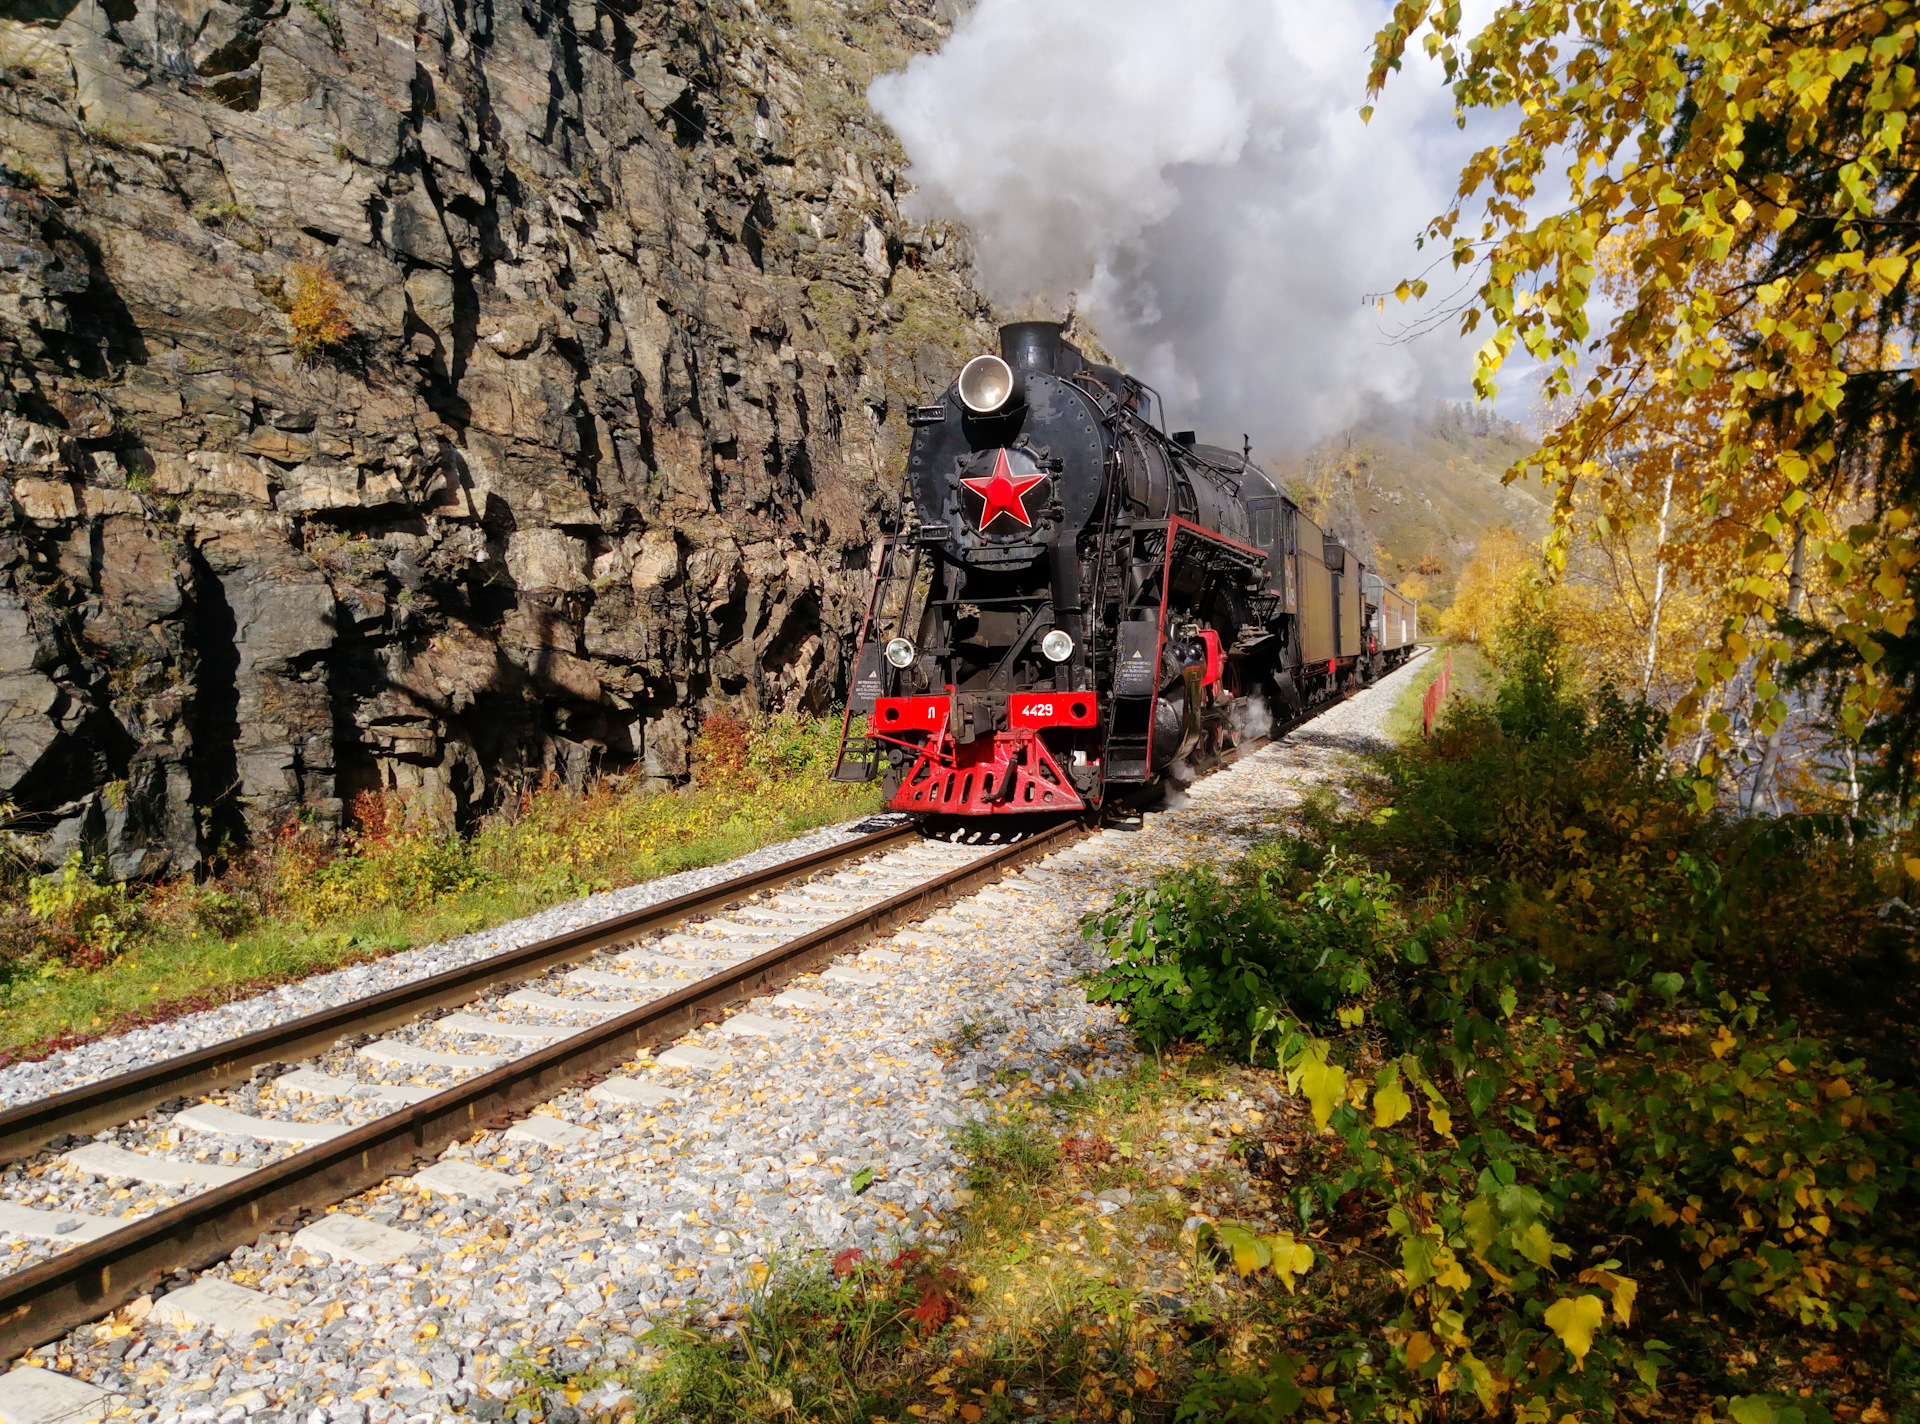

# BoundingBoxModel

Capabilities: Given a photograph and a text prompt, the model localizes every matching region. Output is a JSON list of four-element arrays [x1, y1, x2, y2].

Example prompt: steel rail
[[0, 822, 920, 1168], [0, 818, 1086, 1360]]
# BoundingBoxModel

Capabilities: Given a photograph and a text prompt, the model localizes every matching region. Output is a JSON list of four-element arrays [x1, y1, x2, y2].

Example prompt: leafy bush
[[694, 707, 850, 784], [1592, 999, 1920, 1338], [182, 884, 259, 938], [284, 262, 354, 361], [264, 713, 866, 926], [22, 852, 138, 968], [1087, 844, 1499, 1061], [1366, 622, 1886, 1015], [1083, 641, 1920, 1420]]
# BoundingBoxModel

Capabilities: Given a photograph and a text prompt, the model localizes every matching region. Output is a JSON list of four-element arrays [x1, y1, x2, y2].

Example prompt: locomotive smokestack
[[1000, 321, 1078, 376]]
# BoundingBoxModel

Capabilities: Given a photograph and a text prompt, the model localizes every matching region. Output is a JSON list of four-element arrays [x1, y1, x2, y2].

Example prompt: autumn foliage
[[1088, 638, 1920, 1420], [1436, 525, 1533, 649], [284, 261, 355, 362], [1372, 0, 1920, 811]]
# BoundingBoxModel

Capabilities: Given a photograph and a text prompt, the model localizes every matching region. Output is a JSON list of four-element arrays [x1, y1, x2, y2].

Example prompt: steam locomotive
[[831, 322, 1417, 819]]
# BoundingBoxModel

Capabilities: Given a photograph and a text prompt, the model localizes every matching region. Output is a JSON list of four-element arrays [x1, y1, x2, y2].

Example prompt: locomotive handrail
[[831, 530, 901, 782]]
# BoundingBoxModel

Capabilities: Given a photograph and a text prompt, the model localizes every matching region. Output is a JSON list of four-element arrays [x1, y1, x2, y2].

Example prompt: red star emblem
[[959, 448, 1046, 531]]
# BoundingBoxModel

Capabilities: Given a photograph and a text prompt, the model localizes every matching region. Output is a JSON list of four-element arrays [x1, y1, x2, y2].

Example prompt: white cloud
[[869, 0, 1496, 450]]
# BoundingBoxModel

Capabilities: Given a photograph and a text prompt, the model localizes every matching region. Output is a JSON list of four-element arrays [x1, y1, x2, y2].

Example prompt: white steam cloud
[[1231, 693, 1274, 744], [868, 1, 1483, 450]]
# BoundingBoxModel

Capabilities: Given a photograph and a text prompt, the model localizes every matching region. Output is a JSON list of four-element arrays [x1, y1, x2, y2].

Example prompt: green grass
[[0, 714, 880, 1059], [1381, 640, 1493, 745], [950, 1115, 1060, 1191]]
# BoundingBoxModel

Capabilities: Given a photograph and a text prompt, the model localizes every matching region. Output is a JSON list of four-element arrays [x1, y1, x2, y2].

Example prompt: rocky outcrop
[[0, 0, 993, 874]]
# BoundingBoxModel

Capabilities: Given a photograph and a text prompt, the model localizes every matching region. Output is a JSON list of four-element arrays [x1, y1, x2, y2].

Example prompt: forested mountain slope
[[1273, 405, 1548, 601]]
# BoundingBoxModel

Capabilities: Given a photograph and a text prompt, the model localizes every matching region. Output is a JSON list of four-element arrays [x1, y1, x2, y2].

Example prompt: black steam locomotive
[[831, 322, 1416, 818]]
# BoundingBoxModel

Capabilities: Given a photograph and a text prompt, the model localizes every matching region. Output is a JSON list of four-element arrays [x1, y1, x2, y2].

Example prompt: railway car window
[[1253, 507, 1275, 546]]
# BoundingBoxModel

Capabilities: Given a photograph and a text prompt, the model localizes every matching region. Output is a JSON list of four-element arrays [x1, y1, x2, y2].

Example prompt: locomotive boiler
[[831, 322, 1416, 819]]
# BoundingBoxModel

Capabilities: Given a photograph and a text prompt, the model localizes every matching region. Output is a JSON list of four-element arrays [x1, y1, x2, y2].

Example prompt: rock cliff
[[0, 0, 991, 876]]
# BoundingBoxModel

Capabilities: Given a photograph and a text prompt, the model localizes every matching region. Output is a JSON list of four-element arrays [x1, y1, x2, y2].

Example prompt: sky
[[867, 0, 1519, 453]]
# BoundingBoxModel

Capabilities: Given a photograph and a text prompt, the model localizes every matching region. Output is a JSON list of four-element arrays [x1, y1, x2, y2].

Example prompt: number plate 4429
[[1008, 693, 1098, 729]]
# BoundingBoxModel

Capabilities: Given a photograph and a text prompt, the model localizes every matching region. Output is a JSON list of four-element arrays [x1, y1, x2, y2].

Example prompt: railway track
[[0, 819, 1084, 1363], [0, 666, 1408, 1399]]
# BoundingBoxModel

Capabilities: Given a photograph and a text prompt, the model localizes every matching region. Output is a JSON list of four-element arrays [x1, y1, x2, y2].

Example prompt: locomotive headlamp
[[884, 637, 916, 669], [957, 354, 1017, 414], [1040, 629, 1075, 663]]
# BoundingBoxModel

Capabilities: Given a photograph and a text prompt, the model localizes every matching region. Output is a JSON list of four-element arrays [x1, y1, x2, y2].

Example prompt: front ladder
[[831, 532, 921, 782]]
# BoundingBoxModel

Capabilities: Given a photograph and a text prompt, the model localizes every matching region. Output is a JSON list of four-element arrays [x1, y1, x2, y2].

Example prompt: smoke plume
[[868, 2, 1481, 450]]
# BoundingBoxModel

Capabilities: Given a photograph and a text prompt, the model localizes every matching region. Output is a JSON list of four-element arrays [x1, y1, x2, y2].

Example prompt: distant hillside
[[1268, 404, 1550, 603]]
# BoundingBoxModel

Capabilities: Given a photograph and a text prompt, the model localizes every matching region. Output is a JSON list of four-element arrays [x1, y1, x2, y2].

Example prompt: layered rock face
[[0, 0, 991, 876]]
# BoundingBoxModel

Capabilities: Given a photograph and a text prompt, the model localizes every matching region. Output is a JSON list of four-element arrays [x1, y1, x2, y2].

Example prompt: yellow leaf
[[1373, 1070, 1414, 1127], [1433, 1250, 1472, 1292], [1607, 1275, 1637, 1325], [1404, 1331, 1435, 1368], [1459, 1351, 1500, 1411], [1427, 1101, 1454, 1138], [1267, 1232, 1316, 1293], [1205, 1222, 1272, 1276], [1516, 1221, 1558, 1267], [1135, 1366, 1158, 1389], [1905, 856, 1920, 881], [1292, 1050, 1347, 1130], [1544, 1294, 1605, 1367], [1463, 1196, 1498, 1255], [1578, 1267, 1638, 1324]]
